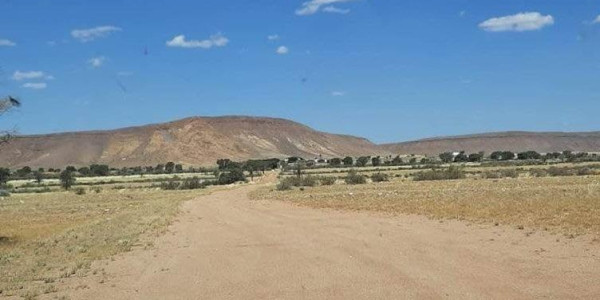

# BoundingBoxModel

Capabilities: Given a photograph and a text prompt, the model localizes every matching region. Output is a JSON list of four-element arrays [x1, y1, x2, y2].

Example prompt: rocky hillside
[[0, 116, 384, 168], [382, 131, 600, 155]]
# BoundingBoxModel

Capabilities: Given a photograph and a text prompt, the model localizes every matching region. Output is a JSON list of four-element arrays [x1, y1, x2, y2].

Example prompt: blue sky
[[1, 0, 600, 143]]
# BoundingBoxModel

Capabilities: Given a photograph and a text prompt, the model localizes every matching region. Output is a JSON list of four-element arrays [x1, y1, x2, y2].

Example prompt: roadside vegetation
[[2, 152, 600, 297], [257, 174, 600, 237], [0, 188, 208, 298], [0, 158, 266, 297], [263, 152, 600, 239]]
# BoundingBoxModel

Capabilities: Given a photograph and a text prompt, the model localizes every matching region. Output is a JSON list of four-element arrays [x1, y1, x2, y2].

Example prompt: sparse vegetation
[[370, 172, 390, 182], [413, 166, 465, 181], [319, 176, 337, 186], [217, 168, 246, 185], [482, 168, 519, 179], [345, 170, 367, 185], [0, 188, 208, 296], [59, 170, 76, 190], [255, 175, 600, 237]]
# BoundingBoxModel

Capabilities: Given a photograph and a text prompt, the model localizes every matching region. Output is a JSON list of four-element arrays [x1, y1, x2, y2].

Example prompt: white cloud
[[479, 12, 554, 32], [323, 6, 350, 14], [331, 91, 346, 96], [296, 0, 354, 16], [88, 56, 106, 68], [12, 70, 47, 81], [71, 25, 122, 42], [166, 33, 229, 49], [267, 34, 280, 41], [22, 82, 47, 90], [276, 46, 289, 54], [593, 15, 600, 24], [0, 39, 16, 47]]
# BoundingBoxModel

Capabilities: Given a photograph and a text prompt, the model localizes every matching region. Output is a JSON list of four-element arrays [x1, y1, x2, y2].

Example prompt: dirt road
[[54, 183, 600, 299]]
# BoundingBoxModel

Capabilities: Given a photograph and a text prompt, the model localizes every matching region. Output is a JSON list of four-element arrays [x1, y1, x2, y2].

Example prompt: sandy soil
[[47, 181, 600, 300]]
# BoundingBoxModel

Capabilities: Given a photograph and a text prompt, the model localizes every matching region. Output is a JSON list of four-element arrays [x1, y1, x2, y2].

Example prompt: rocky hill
[[382, 131, 600, 155], [0, 116, 384, 168]]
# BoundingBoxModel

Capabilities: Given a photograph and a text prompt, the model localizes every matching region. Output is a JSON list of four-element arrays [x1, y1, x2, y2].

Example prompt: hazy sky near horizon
[[1, 0, 600, 143]]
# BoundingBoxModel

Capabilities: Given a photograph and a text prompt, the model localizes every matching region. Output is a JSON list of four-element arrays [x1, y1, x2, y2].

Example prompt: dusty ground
[[45, 181, 600, 299]]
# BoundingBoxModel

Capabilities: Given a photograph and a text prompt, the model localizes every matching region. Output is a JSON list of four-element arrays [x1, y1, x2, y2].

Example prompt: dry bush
[[345, 170, 367, 185], [413, 166, 465, 181], [370, 173, 390, 182], [319, 176, 337, 186], [483, 168, 519, 179], [276, 180, 293, 191]]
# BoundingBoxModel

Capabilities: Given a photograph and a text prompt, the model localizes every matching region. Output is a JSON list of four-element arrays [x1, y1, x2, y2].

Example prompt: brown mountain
[[0, 116, 384, 168], [382, 131, 600, 155]]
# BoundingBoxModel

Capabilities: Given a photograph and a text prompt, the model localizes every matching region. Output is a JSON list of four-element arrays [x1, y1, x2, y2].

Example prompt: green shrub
[[413, 166, 465, 181], [59, 170, 76, 190], [345, 170, 366, 185], [160, 181, 180, 190], [370, 173, 389, 182], [180, 177, 204, 190], [217, 169, 246, 185]]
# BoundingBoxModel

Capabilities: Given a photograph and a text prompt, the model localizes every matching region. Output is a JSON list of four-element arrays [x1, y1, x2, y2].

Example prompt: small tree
[[356, 156, 370, 167], [217, 168, 246, 185], [295, 161, 304, 178], [453, 151, 468, 163], [391, 156, 403, 165], [78, 167, 91, 176], [371, 156, 381, 167], [59, 170, 76, 190], [247, 166, 255, 181], [16, 166, 32, 178], [175, 164, 183, 173], [90, 164, 109, 176], [0, 168, 10, 185], [342, 156, 353, 166], [33, 171, 44, 184], [0, 96, 21, 145], [439, 152, 454, 163], [165, 162, 175, 174], [329, 158, 342, 167], [468, 152, 483, 162], [517, 151, 541, 160]]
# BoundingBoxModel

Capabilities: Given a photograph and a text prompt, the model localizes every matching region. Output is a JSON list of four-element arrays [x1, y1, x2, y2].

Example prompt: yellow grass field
[[0, 188, 209, 298], [253, 175, 600, 236]]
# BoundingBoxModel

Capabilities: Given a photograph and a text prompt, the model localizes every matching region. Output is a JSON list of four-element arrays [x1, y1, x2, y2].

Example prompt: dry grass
[[9, 172, 215, 188], [0, 188, 208, 297], [253, 176, 600, 236]]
